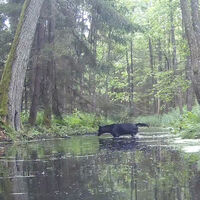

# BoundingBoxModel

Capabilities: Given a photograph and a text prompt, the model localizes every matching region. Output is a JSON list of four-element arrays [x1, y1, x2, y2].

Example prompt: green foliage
[[20, 107, 200, 140], [65, 111, 97, 128], [89, 0, 136, 32], [20, 111, 114, 139], [0, 26, 12, 69], [137, 105, 200, 139], [0, 117, 16, 140], [153, 71, 189, 103], [172, 106, 200, 139], [51, 111, 114, 136]]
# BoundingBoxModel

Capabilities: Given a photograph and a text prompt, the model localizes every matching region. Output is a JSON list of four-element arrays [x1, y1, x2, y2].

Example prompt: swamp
[[1, 129, 200, 200]]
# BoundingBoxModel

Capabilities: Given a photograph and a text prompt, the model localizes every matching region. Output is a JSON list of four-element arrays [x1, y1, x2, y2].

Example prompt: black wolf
[[98, 123, 149, 138]]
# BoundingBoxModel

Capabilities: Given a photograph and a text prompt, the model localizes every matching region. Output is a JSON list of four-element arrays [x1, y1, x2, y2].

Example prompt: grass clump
[[135, 108, 181, 127], [135, 105, 200, 139]]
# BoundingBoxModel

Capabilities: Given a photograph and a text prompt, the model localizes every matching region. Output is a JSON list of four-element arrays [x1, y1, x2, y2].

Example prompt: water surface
[[0, 131, 200, 200]]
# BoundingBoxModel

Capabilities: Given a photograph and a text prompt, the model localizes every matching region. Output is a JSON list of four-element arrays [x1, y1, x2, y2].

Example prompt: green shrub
[[172, 107, 200, 139], [21, 110, 114, 138], [135, 106, 200, 139]]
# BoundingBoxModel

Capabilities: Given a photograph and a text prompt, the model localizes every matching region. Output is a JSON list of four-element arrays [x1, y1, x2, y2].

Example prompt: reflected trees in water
[[0, 137, 200, 200]]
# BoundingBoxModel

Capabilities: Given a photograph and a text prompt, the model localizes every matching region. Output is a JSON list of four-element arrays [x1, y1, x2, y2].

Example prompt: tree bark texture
[[170, 4, 183, 113], [52, 69, 62, 119], [180, 0, 200, 104], [148, 38, 157, 113], [88, 8, 97, 113], [170, 0, 177, 72], [28, 20, 46, 125], [126, 40, 134, 114], [0, 0, 45, 130], [186, 56, 194, 111], [157, 39, 162, 114], [126, 49, 131, 109], [43, 0, 56, 127], [130, 40, 134, 113]]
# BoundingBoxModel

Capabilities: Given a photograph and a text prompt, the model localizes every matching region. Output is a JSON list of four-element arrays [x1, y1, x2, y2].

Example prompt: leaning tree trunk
[[0, 0, 45, 131]]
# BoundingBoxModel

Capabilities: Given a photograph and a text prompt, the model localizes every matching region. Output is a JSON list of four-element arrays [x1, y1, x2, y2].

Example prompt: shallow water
[[0, 131, 200, 200]]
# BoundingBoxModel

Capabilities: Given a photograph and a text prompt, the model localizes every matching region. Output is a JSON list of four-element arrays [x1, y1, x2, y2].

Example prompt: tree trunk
[[149, 38, 157, 113], [130, 40, 134, 114], [170, 1, 177, 72], [43, 60, 53, 128], [105, 27, 112, 118], [0, 0, 45, 130], [180, 0, 200, 104], [23, 76, 28, 113], [186, 56, 194, 111], [126, 40, 134, 115], [88, 8, 97, 113], [29, 16, 46, 125], [157, 39, 162, 114], [52, 61, 62, 119], [43, 0, 56, 127], [177, 89, 183, 114], [170, 2, 183, 113], [126, 49, 131, 109]]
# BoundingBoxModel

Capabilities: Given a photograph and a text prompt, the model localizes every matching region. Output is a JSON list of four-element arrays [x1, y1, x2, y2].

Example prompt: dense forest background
[[0, 0, 200, 138]]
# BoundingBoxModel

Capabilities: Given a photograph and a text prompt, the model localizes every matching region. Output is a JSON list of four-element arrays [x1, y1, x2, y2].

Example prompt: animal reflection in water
[[99, 138, 144, 151]]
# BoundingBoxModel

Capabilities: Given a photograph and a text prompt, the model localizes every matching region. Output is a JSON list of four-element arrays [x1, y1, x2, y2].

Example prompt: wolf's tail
[[135, 123, 149, 127]]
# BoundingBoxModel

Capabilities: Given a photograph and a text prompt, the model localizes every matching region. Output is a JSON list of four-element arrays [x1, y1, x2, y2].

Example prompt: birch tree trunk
[[0, 0, 45, 130]]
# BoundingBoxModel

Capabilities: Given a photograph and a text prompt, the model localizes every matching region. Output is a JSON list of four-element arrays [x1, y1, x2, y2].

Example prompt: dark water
[[0, 132, 200, 200]]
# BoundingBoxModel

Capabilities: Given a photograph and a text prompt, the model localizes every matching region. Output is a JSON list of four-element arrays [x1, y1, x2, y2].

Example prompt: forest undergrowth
[[136, 105, 200, 139], [1, 105, 200, 142]]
